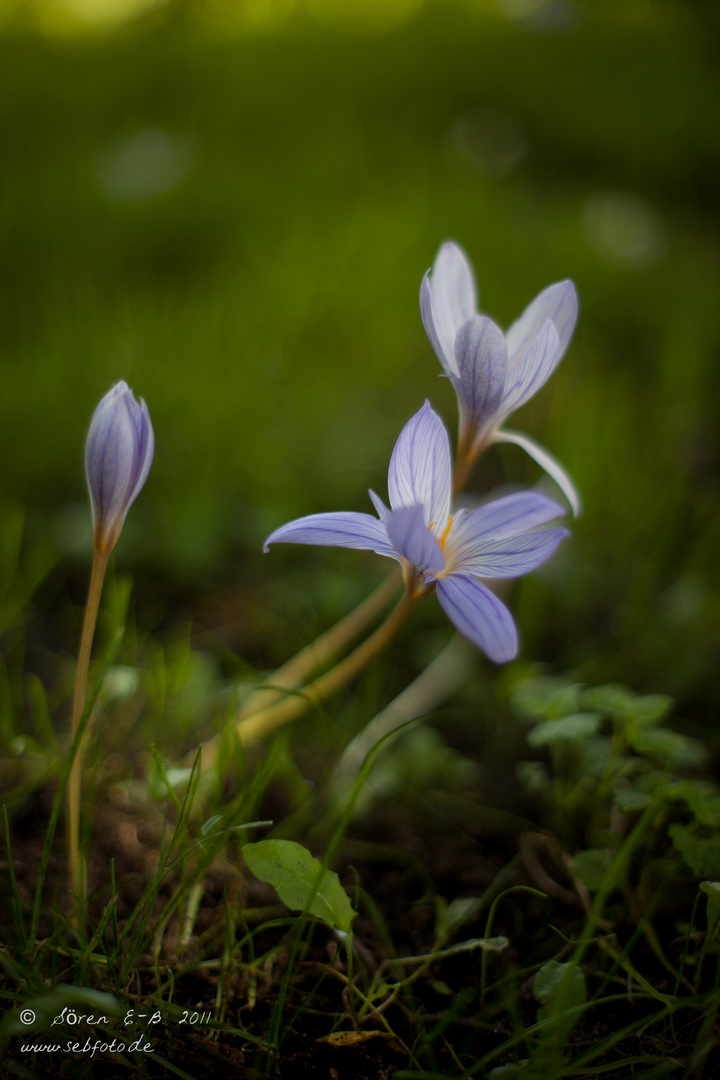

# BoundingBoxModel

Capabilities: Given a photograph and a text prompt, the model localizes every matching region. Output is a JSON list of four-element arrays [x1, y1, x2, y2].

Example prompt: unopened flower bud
[[85, 381, 154, 554]]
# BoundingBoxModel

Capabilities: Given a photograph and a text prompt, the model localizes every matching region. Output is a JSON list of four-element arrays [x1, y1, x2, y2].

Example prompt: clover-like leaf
[[581, 685, 673, 728], [658, 781, 720, 828], [242, 839, 355, 934], [627, 694, 673, 726], [530, 959, 587, 1072], [512, 677, 582, 723], [581, 683, 636, 721], [527, 713, 601, 747], [613, 788, 652, 812], [627, 726, 707, 769], [571, 848, 611, 892], [533, 959, 586, 1007], [668, 826, 720, 878], [699, 882, 720, 942]]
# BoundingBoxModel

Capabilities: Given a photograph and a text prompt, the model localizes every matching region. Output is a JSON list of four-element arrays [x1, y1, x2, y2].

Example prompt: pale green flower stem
[[235, 567, 401, 723], [197, 585, 419, 772], [453, 419, 493, 495], [67, 544, 111, 905], [236, 587, 419, 739]]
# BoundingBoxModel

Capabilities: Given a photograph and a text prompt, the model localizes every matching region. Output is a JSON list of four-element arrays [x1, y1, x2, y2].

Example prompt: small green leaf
[[627, 726, 707, 769], [579, 736, 613, 779], [516, 760, 551, 794], [571, 848, 611, 892], [201, 814, 224, 837], [658, 781, 720, 827], [627, 694, 673, 726], [533, 959, 586, 1007], [511, 677, 582, 723], [699, 882, 720, 941], [580, 684, 636, 722], [242, 839, 355, 934], [613, 788, 652, 812], [529, 959, 587, 1072], [435, 895, 482, 940], [488, 1062, 530, 1078], [440, 936, 508, 956], [527, 713, 601, 747], [669, 826, 720, 877], [368, 982, 393, 1003]]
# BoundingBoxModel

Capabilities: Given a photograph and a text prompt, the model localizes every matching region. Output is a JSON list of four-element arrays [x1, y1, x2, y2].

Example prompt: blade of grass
[[3, 803, 29, 953], [29, 625, 125, 947]]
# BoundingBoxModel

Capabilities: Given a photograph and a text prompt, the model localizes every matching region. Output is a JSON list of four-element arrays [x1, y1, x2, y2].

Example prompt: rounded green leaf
[[527, 713, 601, 747], [669, 825, 720, 877], [242, 839, 355, 934], [511, 677, 582, 723]]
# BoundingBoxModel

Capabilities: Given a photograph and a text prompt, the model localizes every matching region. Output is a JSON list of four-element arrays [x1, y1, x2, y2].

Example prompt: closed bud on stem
[[85, 381, 154, 554]]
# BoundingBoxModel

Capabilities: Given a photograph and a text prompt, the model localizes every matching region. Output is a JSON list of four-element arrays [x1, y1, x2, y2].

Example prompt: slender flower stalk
[[67, 382, 154, 904], [234, 568, 401, 723], [265, 402, 569, 665], [420, 241, 581, 514], [66, 547, 111, 906], [231, 589, 419, 748], [188, 569, 403, 774]]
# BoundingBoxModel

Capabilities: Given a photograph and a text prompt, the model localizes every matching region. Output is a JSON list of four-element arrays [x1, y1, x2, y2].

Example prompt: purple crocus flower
[[264, 402, 569, 663], [85, 381, 154, 554], [420, 241, 580, 515]]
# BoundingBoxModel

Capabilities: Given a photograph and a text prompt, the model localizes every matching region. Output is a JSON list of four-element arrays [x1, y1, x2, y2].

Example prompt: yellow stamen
[[430, 516, 453, 550]]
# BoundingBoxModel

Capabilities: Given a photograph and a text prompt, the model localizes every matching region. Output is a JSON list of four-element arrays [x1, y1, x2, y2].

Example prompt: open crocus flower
[[264, 402, 569, 663], [420, 241, 580, 515]]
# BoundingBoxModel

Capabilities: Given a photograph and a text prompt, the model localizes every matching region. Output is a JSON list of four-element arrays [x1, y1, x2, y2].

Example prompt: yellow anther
[[435, 516, 453, 550]]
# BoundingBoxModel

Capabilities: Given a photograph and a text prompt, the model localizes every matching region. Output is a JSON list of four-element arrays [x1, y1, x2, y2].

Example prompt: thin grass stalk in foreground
[[480, 885, 548, 1003], [3, 803, 29, 953], [31, 625, 125, 946]]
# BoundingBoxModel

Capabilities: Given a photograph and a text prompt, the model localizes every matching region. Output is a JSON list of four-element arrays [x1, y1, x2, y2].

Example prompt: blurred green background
[[1, 0, 718, 714]]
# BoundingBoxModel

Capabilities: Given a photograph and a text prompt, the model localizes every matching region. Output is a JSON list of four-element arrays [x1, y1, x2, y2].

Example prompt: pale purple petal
[[436, 575, 518, 663], [505, 280, 578, 367], [501, 319, 560, 415], [85, 381, 155, 551], [388, 402, 451, 535], [453, 315, 507, 428], [420, 242, 477, 377], [128, 396, 155, 504], [449, 491, 566, 547], [368, 489, 390, 522], [263, 512, 396, 560], [493, 429, 582, 517], [420, 274, 456, 377], [385, 505, 445, 575], [450, 527, 570, 578]]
